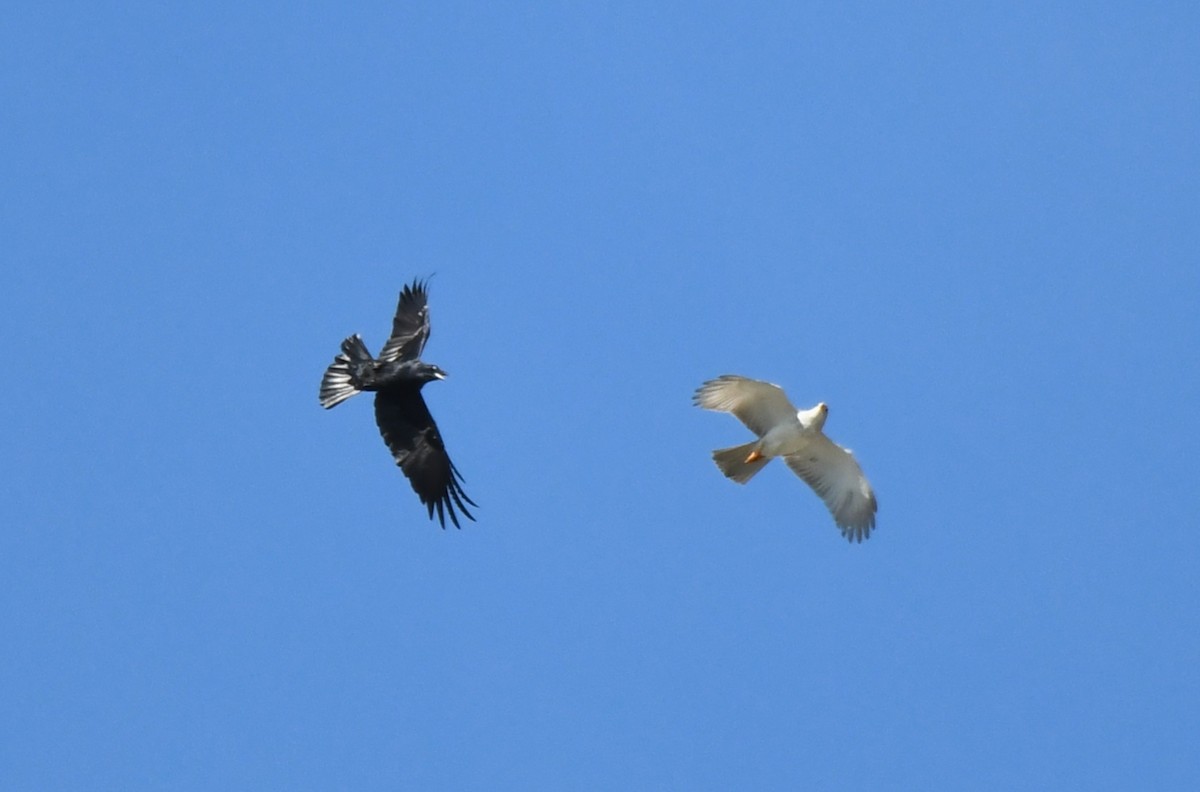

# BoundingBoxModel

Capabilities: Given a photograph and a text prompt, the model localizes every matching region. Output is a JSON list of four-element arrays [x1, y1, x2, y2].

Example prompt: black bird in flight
[[319, 279, 476, 528]]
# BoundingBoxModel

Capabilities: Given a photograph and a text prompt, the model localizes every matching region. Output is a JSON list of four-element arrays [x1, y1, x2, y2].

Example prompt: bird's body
[[338, 355, 438, 394], [694, 375, 876, 542], [319, 280, 476, 528]]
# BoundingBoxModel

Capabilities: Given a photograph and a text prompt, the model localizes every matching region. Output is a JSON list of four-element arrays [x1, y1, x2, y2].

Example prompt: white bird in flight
[[693, 375, 878, 542]]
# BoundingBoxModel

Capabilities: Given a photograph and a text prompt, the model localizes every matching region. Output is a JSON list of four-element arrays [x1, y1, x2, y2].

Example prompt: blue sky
[[3, 2, 1198, 789]]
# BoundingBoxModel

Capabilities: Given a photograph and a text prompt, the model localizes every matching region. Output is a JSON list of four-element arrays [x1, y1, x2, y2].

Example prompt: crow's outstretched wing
[[379, 279, 432, 362], [374, 388, 476, 528]]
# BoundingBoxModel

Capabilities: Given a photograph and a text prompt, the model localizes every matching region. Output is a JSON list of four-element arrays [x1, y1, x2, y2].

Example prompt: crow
[[319, 279, 476, 528]]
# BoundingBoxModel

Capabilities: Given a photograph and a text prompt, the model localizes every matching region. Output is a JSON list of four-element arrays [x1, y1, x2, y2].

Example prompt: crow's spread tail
[[319, 334, 372, 409], [711, 441, 771, 484]]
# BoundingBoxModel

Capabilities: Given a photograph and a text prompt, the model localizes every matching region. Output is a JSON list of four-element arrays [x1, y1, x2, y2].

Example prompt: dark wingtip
[[840, 522, 872, 544], [422, 489, 476, 530], [402, 274, 435, 299]]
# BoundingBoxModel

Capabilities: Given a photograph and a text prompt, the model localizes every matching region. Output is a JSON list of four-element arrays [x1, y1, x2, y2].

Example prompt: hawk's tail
[[319, 334, 371, 409], [711, 441, 771, 484]]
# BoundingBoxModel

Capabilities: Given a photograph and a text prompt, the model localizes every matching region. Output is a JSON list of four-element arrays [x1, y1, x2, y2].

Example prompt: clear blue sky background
[[3, 2, 1198, 789]]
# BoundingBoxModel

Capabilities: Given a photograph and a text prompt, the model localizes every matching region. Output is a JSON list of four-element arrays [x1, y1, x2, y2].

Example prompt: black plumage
[[319, 279, 476, 528]]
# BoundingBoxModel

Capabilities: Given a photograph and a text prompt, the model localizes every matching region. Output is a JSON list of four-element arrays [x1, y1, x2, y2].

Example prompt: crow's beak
[[435, 370, 448, 380]]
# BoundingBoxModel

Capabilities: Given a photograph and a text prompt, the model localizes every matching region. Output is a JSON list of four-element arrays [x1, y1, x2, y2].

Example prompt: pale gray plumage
[[694, 375, 877, 543]]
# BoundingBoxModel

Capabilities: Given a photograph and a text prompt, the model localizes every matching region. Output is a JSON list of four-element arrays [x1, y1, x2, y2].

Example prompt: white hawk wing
[[692, 375, 798, 437], [784, 435, 877, 543]]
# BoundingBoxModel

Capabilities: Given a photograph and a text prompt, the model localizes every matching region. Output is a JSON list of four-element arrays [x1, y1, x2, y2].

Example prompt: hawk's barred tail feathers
[[711, 441, 771, 484], [319, 334, 372, 409]]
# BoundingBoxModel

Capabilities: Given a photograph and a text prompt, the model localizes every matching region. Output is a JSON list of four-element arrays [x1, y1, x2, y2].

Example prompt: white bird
[[693, 375, 878, 542]]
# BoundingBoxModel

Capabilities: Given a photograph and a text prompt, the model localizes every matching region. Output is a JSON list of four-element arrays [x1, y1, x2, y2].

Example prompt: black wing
[[373, 388, 476, 528], [378, 279, 432, 362]]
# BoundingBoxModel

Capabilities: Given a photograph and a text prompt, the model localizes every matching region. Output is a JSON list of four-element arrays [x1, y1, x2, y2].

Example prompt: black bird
[[319, 279, 476, 528]]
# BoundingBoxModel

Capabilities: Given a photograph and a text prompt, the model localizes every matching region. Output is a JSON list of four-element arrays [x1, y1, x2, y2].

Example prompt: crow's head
[[416, 363, 447, 383]]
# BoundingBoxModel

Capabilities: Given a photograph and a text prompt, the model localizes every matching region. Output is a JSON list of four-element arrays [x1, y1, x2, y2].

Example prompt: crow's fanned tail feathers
[[319, 334, 372, 409]]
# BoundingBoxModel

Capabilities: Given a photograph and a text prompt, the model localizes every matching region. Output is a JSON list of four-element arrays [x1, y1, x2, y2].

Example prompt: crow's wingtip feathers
[[424, 491, 477, 530], [401, 275, 434, 299]]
